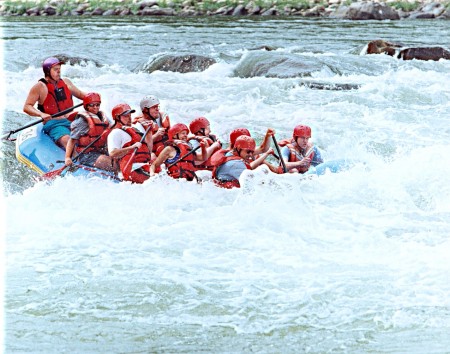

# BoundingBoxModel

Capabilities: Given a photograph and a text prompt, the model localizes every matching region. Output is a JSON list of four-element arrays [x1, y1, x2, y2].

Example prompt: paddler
[[277, 124, 324, 173], [212, 135, 274, 189], [23, 57, 86, 148]]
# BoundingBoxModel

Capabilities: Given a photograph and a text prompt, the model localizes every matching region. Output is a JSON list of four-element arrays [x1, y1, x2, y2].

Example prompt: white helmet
[[140, 95, 160, 110]]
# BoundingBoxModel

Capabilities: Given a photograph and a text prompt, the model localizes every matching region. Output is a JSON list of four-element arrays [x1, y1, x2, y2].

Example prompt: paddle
[[41, 133, 104, 180], [167, 145, 201, 169], [122, 123, 153, 174], [1, 103, 83, 141], [272, 135, 287, 173]]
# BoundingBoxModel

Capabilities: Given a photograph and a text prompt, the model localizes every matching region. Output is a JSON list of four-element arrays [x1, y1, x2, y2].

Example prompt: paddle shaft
[[2, 103, 83, 140], [167, 145, 201, 168], [43, 131, 106, 179], [272, 135, 287, 173]]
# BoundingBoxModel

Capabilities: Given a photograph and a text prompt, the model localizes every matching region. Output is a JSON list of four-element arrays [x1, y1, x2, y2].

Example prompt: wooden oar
[[272, 135, 287, 173], [2, 103, 83, 141], [41, 133, 104, 180]]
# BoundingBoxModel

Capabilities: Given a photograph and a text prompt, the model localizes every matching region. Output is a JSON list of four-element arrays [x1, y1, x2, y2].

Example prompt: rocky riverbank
[[1, 0, 449, 20]]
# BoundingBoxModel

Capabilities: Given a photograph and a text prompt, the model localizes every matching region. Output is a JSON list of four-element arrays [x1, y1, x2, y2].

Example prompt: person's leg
[[56, 134, 70, 149], [94, 155, 118, 172]]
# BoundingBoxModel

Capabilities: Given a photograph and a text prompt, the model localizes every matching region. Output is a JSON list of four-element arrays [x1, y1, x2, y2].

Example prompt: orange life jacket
[[164, 140, 198, 181], [38, 78, 74, 115], [73, 111, 110, 154], [211, 149, 251, 189], [119, 126, 152, 183], [133, 112, 170, 155], [278, 138, 315, 174]]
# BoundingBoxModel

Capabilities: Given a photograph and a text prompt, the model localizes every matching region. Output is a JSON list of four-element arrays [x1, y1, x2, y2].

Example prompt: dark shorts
[[42, 119, 71, 142], [76, 151, 102, 167]]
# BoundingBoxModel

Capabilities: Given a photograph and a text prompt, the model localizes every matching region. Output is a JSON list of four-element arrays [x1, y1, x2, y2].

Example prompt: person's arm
[[152, 127, 166, 142], [150, 146, 175, 176], [110, 142, 142, 159], [64, 78, 86, 100], [255, 128, 275, 155], [65, 138, 77, 166], [279, 146, 311, 172], [144, 128, 153, 157], [108, 130, 144, 159], [250, 148, 273, 169], [310, 146, 324, 166], [23, 82, 52, 122]]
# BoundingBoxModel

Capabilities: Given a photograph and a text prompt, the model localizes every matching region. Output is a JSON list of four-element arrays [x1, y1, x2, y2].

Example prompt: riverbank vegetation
[[1, 0, 449, 17]]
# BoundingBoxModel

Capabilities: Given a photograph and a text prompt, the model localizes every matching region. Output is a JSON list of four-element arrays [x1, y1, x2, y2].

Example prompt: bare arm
[[110, 142, 142, 159], [23, 82, 52, 121], [65, 138, 78, 166], [250, 148, 274, 169], [255, 128, 275, 155], [63, 78, 86, 100], [150, 146, 175, 176], [195, 141, 221, 163]]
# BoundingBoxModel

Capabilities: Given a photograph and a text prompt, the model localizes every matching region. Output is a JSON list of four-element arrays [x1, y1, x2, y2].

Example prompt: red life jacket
[[38, 78, 74, 115], [211, 149, 251, 189], [74, 111, 110, 154], [133, 112, 170, 155], [188, 134, 217, 171], [164, 140, 198, 181], [119, 126, 152, 183], [278, 138, 315, 174]]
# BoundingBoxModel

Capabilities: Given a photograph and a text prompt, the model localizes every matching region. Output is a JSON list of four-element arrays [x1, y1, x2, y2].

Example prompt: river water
[[1, 16, 450, 353]]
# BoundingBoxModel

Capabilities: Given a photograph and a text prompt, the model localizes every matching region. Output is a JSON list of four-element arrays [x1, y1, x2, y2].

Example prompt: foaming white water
[[5, 143, 450, 351]]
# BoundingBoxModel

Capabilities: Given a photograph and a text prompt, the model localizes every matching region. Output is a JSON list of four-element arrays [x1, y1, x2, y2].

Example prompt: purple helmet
[[42, 57, 62, 76]]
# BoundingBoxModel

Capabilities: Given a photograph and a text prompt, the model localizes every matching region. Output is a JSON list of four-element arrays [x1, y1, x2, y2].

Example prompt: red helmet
[[229, 128, 251, 147], [189, 117, 210, 135], [168, 123, 189, 140], [83, 92, 101, 107], [293, 125, 311, 138], [234, 135, 256, 151], [112, 103, 135, 120], [43, 57, 62, 76]]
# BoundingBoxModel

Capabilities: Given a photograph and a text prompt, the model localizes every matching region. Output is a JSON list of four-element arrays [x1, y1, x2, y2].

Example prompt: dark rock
[[250, 45, 278, 51], [102, 9, 116, 16], [232, 4, 246, 16], [261, 7, 277, 16], [341, 1, 400, 20], [52, 54, 103, 68], [367, 39, 402, 56], [141, 7, 175, 16], [136, 54, 216, 73], [92, 7, 104, 15], [300, 81, 361, 90], [398, 47, 450, 61], [366, 40, 450, 61], [233, 51, 334, 79], [43, 5, 57, 15], [138, 1, 158, 10]]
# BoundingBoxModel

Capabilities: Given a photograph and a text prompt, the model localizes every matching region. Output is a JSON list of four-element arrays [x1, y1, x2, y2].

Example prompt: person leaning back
[[23, 57, 86, 149]]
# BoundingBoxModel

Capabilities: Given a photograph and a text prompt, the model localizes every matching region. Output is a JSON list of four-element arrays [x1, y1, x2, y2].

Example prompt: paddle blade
[[40, 166, 67, 181]]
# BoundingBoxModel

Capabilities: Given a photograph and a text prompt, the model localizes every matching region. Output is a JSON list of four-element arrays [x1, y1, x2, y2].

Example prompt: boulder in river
[[366, 40, 450, 61], [136, 54, 217, 73]]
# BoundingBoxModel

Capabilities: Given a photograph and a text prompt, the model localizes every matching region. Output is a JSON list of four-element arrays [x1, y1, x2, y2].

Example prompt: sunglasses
[[88, 103, 101, 108]]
